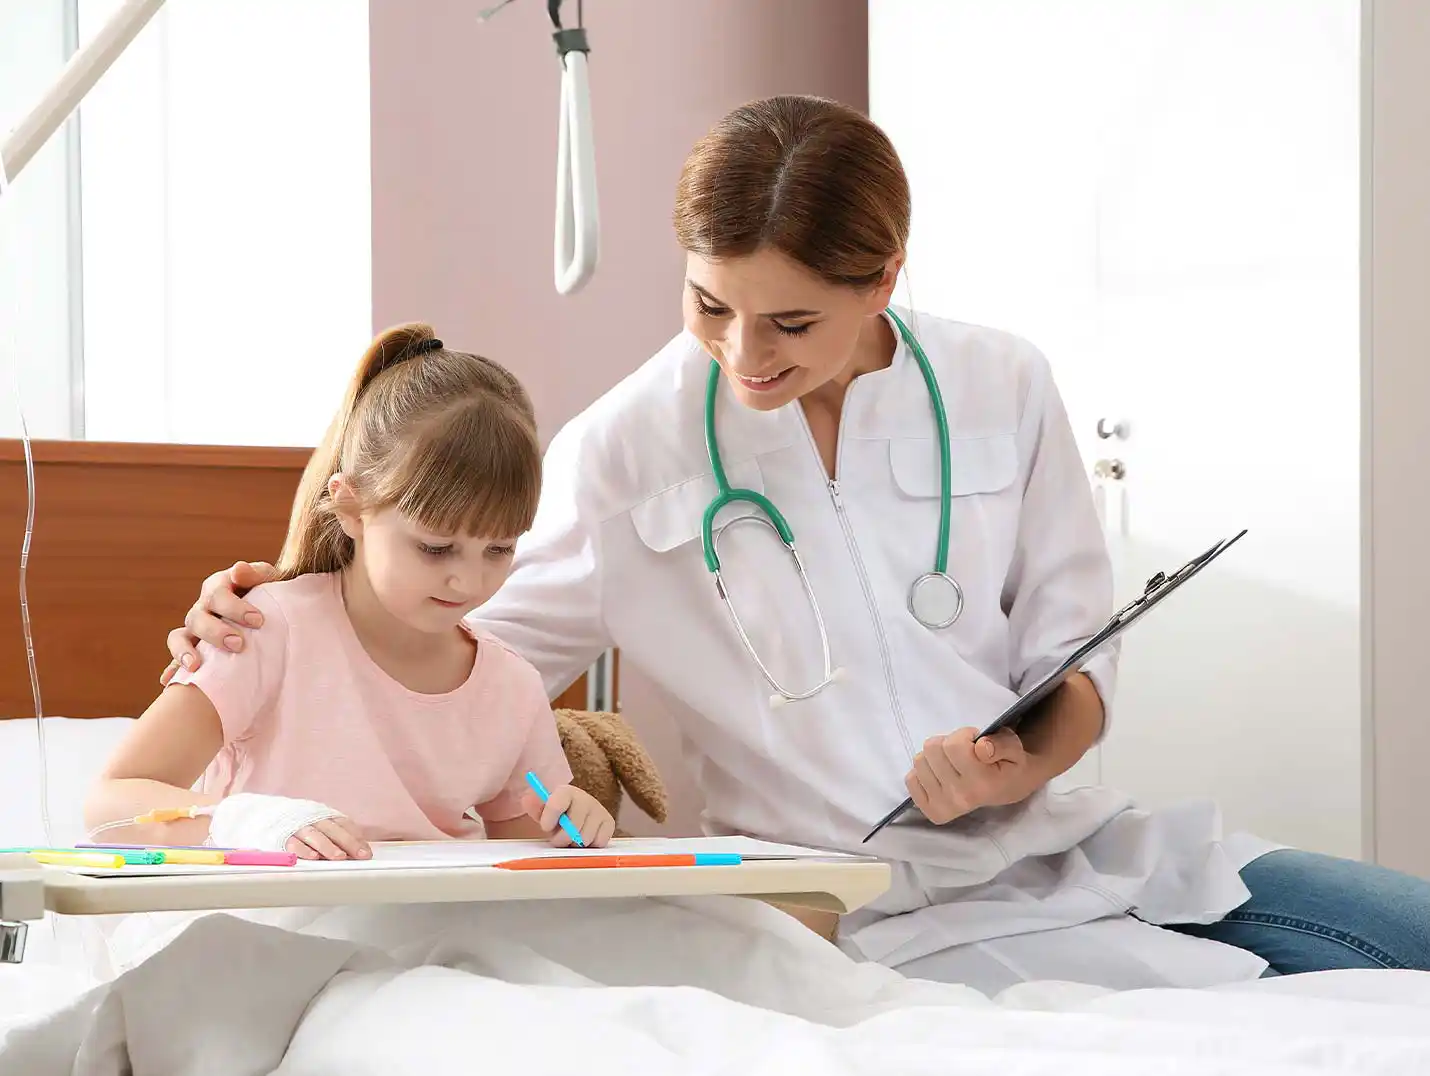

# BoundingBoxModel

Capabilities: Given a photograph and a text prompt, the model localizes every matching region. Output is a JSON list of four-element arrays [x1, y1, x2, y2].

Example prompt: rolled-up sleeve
[[1000, 348, 1118, 736]]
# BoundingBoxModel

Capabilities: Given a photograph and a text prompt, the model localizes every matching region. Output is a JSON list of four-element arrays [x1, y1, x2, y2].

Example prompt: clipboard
[[862, 529, 1248, 843]]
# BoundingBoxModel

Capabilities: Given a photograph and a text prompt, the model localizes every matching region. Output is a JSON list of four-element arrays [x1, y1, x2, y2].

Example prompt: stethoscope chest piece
[[908, 571, 964, 629]]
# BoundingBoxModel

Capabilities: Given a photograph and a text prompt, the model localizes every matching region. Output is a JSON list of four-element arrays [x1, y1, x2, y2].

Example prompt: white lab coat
[[473, 307, 1279, 992]]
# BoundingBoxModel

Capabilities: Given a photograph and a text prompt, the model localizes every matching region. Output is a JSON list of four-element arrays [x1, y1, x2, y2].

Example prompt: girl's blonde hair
[[276, 322, 541, 580]]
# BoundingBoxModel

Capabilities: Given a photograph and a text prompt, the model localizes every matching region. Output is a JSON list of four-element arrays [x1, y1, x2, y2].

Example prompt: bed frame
[[0, 438, 595, 721]]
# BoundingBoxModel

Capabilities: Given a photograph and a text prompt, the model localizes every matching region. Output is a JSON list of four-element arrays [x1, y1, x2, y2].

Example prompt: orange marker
[[495, 853, 746, 870]]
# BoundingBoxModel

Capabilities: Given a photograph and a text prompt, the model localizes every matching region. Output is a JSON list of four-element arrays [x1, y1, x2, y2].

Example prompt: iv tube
[[2, 156, 55, 849]]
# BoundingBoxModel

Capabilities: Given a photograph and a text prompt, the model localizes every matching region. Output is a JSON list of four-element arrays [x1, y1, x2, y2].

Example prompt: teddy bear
[[553, 708, 668, 833]]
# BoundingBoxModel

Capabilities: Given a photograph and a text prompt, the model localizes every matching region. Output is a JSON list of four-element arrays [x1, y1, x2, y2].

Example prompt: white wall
[[76, 0, 372, 447], [873, 0, 1360, 610], [0, 0, 73, 440], [871, 0, 1363, 857]]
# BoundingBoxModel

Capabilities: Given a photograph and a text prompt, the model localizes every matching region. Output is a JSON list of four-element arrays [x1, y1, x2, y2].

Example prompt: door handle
[[1093, 458, 1126, 480]]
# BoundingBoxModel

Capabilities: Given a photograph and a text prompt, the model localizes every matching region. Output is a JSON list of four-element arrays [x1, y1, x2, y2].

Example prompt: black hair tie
[[415, 338, 444, 354]]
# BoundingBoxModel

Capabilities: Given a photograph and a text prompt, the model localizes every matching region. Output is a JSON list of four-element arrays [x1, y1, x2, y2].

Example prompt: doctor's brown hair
[[673, 95, 911, 289], [276, 322, 541, 580]]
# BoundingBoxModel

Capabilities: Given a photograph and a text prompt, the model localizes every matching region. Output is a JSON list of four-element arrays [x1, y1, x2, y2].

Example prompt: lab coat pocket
[[887, 433, 1020, 618], [629, 457, 827, 699], [629, 458, 766, 552], [888, 433, 1019, 500]]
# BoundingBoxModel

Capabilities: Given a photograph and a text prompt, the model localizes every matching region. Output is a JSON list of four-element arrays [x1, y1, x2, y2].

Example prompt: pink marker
[[222, 850, 298, 867]]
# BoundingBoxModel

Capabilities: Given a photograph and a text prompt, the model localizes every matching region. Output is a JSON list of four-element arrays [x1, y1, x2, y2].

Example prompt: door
[[871, 0, 1362, 858]]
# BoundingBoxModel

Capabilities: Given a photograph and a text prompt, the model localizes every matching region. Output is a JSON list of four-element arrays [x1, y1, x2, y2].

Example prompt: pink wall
[[371, 0, 869, 835]]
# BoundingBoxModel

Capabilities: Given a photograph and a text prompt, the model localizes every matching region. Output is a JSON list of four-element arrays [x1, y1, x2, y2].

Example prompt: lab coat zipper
[[825, 480, 916, 759]]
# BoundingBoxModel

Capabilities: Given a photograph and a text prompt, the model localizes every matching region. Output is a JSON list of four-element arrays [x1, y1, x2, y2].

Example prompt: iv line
[[1, 157, 55, 850], [85, 806, 214, 841], [14, 369, 51, 849]]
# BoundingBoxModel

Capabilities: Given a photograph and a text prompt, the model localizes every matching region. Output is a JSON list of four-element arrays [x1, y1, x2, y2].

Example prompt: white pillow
[[0, 717, 135, 846]]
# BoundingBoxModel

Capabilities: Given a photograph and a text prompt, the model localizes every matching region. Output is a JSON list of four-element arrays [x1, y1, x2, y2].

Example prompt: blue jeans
[[1168, 849, 1430, 975]]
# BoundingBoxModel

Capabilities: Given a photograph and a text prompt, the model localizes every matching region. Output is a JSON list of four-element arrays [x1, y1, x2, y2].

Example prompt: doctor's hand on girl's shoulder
[[160, 560, 279, 685], [905, 728, 1037, 825]]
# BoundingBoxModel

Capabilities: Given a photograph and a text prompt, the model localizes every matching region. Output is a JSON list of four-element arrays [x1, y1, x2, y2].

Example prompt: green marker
[[0, 846, 165, 865]]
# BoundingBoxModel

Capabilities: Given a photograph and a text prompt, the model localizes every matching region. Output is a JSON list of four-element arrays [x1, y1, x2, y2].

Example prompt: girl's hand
[[904, 727, 1035, 825], [287, 816, 371, 861], [524, 785, 616, 849], [208, 792, 371, 859], [160, 560, 278, 685]]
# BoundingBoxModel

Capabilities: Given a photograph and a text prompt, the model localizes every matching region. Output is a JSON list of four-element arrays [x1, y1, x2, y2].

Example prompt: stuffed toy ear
[[553, 709, 621, 820], [574, 711, 669, 825]]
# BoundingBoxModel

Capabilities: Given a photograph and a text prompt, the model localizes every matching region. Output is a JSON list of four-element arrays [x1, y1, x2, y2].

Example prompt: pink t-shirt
[[168, 572, 572, 841]]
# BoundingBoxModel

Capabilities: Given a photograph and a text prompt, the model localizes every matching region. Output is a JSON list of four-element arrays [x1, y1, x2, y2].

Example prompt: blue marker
[[525, 771, 586, 848]]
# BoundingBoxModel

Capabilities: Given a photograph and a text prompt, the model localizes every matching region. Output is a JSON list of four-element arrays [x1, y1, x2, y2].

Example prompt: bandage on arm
[[205, 793, 344, 852]]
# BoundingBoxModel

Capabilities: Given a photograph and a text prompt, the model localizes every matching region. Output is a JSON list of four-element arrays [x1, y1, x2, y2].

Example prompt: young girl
[[85, 323, 614, 859]]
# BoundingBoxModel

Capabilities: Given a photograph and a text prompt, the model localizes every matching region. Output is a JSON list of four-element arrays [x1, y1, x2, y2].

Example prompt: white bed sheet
[[3, 896, 1430, 1076]]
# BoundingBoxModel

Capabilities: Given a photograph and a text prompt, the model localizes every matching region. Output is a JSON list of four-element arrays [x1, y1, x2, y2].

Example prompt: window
[[0, 0, 74, 441], [2, 0, 372, 447]]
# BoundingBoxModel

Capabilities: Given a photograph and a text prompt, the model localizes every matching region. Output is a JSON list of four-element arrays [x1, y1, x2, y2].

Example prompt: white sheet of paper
[[64, 835, 862, 878]]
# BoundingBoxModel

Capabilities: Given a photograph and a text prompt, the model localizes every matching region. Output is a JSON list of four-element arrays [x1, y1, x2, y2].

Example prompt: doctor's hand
[[160, 560, 278, 685], [520, 785, 616, 849], [905, 728, 1035, 825]]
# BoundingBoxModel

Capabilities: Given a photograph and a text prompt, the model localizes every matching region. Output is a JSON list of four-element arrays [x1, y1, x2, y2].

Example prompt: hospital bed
[[1, 450, 1428, 1073]]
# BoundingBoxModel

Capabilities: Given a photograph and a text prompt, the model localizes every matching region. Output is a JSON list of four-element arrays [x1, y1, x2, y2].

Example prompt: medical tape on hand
[[207, 792, 345, 852]]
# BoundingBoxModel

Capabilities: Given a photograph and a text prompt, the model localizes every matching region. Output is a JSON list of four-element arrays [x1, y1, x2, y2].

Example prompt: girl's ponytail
[[275, 323, 443, 579]]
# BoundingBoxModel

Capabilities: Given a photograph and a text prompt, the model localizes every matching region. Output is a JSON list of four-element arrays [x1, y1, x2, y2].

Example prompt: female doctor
[[161, 95, 1430, 992]]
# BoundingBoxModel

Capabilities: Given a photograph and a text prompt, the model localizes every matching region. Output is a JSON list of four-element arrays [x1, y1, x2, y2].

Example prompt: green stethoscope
[[701, 309, 962, 702]]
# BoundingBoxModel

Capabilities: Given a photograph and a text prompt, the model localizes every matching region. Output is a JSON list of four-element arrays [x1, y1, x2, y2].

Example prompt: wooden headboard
[[0, 439, 593, 720]]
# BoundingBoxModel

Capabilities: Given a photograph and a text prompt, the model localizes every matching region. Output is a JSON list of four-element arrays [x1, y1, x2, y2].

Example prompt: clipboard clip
[[1106, 529, 1247, 632]]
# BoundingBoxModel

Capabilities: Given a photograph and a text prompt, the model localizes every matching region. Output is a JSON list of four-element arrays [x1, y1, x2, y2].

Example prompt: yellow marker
[[30, 851, 126, 869], [155, 849, 226, 865]]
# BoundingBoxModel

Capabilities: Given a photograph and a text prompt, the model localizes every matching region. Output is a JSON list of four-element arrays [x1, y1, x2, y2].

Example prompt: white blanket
[[4, 897, 1430, 1075]]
